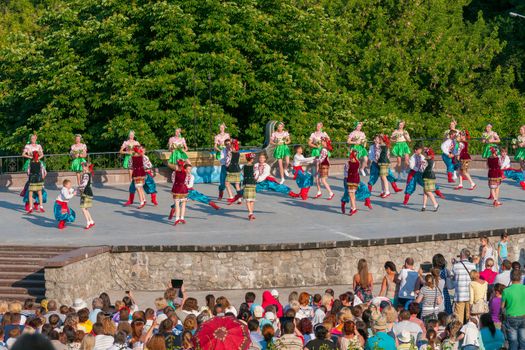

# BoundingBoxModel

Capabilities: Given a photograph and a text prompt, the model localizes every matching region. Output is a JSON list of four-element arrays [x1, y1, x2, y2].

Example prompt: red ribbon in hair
[[232, 139, 239, 152], [245, 153, 255, 162], [349, 150, 358, 162], [382, 134, 391, 148], [177, 159, 185, 168], [426, 147, 435, 159], [89, 164, 94, 176], [32, 151, 39, 161], [464, 129, 471, 140]]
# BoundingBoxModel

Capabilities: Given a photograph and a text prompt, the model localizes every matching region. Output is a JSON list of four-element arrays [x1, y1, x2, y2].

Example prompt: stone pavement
[[0, 170, 524, 246]]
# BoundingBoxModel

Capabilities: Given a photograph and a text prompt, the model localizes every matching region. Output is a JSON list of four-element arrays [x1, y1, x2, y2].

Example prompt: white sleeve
[[187, 175, 195, 188], [257, 164, 271, 182], [441, 141, 450, 155], [501, 156, 511, 169], [409, 155, 416, 171], [143, 155, 152, 170], [368, 145, 375, 160], [293, 154, 303, 167]]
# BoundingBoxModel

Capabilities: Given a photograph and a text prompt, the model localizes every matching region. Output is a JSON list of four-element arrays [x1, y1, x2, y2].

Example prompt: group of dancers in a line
[[20, 121, 525, 228]]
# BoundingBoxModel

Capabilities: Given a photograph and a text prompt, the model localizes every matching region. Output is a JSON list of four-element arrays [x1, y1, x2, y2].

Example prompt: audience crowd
[[1, 238, 524, 350]]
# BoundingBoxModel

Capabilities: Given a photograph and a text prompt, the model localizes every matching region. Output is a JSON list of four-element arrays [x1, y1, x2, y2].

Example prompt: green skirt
[[482, 144, 499, 159], [392, 142, 410, 157], [29, 182, 44, 192], [423, 178, 436, 192], [515, 147, 525, 161], [273, 144, 291, 159], [243, 184, 256, 201], [169, 149, 189, 164], [123, 154, 132, 169], [349, 144, 368, 159], [215, 146, 225, 160], [311, 147, 331, 158], [70, 157, 86, 172]]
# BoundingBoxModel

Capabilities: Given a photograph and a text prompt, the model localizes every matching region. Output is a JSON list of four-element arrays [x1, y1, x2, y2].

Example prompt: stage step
[[0, 247, 76, 302]]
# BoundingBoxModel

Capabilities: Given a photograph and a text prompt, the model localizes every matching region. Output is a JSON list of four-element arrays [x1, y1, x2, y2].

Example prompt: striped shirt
[[452, 260, 476, 302]]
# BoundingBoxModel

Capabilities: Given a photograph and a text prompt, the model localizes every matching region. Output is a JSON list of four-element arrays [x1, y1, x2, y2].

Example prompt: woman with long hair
[[270, 121, 292, 184], [479, 313, 505, 350], [347, 121, 368, 176], [379, 261, 397, 304], [391, 120, 412, 179], [353, 259, 373, 302], [145, 334, 166, 350], [78, 334, 95, 350], [415, 274, 442, 322]]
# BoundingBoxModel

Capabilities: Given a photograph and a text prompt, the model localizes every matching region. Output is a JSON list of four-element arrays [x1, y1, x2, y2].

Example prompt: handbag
[[471, 298, 489, 314]]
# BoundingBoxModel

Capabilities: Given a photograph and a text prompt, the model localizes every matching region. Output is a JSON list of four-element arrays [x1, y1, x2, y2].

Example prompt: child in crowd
[[54, 179, 76, 230], [489, 284, 504, 329], [78, 162, 95, 230], [292, 145, 315, 200], [497, 233, 509, 270]]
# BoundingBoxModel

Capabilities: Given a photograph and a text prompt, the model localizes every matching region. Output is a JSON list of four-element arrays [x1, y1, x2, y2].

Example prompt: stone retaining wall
[[44, 228, 525, 304]]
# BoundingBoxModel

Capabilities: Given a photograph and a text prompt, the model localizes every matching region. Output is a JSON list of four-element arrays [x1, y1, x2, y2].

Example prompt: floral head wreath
[[219, 122, 227, 129], [27, 134, 38, 144], [245, 153, 256, 162], [75, 134, 82, 141], [424, 147, 435, 159], [397, 120, 405, 128], [353, 121, 362, 129]]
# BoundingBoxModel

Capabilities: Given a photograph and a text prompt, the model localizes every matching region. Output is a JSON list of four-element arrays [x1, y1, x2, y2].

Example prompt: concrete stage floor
[[0, 170, 523, 246]]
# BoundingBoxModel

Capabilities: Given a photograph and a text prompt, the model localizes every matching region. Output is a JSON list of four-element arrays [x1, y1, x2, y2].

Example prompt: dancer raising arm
[[215, 124, 230, 200], [270, 122, 292, 184], [347, 121, 368, 176], [22, 134, 44, 172]]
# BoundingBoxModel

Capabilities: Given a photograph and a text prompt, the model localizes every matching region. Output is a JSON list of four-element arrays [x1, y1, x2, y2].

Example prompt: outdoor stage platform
[[0, 170, 524, 247]]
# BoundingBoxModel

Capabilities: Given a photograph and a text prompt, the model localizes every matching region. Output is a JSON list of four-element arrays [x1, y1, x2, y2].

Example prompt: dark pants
[[219, 165, 227, 192]]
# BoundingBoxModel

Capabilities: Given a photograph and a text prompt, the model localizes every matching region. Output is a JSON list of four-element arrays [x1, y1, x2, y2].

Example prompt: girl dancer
[[314, 137, 334, 200], [168, 128, 189, 165], [70, 134, 87, 185], [368, 135, 402, 196], [499, 148, 525, 190], [169, 164, 219, 219], [26, 151, 47, 214], [119, 131, 140, 181], [270, 122, 291, 183], [455, 130, 476, 190], [347, 121, 368, 176], [391, 120, 411, 178], [403, 143, 444, 206], [441, 130, 459, 183], [54, 179, 76, 229], [513, 125, 525, 170], [214, 123, 230, 160], [341, 150, 372, 216], [308, 122, 329, 157], [487, 147, 503, 207], [225, 139, 242, 203], [170, 160, 189, 225], [443, 119, 459, 139], [421, 148, 439, 212], [22, 134, 44, 172], [131, 146, 147, 209], [481, 124, 500, 159], [292, 145, 315, 200], [242, 153, 257, 220], [124, 146, 158, 206], [78, 162, 95, 229]]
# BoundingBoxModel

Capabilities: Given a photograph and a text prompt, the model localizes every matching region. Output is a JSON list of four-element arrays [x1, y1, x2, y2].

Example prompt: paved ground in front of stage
[[1, 170, 523, 246]]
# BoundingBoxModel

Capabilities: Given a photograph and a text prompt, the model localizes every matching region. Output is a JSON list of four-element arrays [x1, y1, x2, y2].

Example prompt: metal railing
[[0, 138, 519, 174]]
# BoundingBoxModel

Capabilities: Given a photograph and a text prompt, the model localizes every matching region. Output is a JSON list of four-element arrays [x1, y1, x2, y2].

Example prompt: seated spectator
[[337, 320, 364, 350], [393, 310, 424, 344], [305, 325, 336, 350], [274, 319, 302, 350]]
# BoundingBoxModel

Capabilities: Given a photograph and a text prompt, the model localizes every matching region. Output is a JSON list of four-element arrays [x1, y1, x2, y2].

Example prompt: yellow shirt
[[78, 320, 93, 333], [469, 281, 488, 305]]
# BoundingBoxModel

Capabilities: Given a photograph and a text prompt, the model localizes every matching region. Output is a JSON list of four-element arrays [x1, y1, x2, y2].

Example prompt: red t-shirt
[[480, 269, 498, 284]]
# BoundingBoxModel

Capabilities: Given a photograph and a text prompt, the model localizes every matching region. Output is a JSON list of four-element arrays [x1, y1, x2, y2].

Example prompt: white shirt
[[393, 320, 424, 342], [56, 187, 75, 202], [409, 154, 427, 172], [460, 321, 480, 347], [219, 148, 229, 166], [441, 139, 455, 155], [397, 268, 419, 299], [254, 163, 271, 182], [94, 335, 115, 350], [500, 155, 511, 170], [185, 173, 195, 189], [368, 144, 381, 162], [293, 154, 315, 167], [494, 270, 511, 286]]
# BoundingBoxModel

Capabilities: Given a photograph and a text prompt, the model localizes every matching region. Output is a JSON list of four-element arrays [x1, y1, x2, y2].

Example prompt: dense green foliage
[[0, 0, 524, 154]]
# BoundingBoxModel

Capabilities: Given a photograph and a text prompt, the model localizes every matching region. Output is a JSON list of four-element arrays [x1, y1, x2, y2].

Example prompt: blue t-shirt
[[365, 332, 396, 350], [480, 327, 505, 350], [498, 241, 508, 259]]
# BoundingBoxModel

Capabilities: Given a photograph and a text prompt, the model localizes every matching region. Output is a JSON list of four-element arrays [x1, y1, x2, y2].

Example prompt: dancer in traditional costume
[[253, 153, 298, 197], [500, 148, 525, 191], [214, 123, 230, 160], [292, 145, 315, 200], [70, 134, 87, 185], [421, 148, 439, 212], [22, 134, 44, 172], [270, 122, 291, 183], [218, 139, 231, 200], [481, 124, 500, 159], [78, 162, 95, 230], [131, 146, 147, 209], [441, 130, 460, 183], [443, 119, 459, 140], [54, 179, 76, 230], [169, 160, 189, 225], [341, 150, 372, 216], [26, 151, 47, 214], [168, 128, 189, 165], [487, 147, 503, 207], [403, 143, 444, 206], [124, 146, 158, 207], [347, 121, 368, 176], [368, 135, 403, 198], [225, 139, 242, 203], [168, 164, 220, 220], [119, 131, 140, 181], [512, 125, 525, 171], [314, 137, 334, 200], [391, 120, 411, 179], [455, 130, 477, 190], [242, 153, 257, 220], [308, 122, 329, 157]]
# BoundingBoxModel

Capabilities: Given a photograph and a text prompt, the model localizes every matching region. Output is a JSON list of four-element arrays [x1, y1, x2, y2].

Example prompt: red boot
[[368, 184, 373, 192], [209, 201, 220, 210], [403, 194, 410, 206], [267, 176, 279, 183], [218, 190, 224, 201], [487, 192, 493, 200], [227, 194, 242, 205], [25, 202, 30, 212], [300, 187, 310, 200], [58, 220, 65, 230], [364, 198, 372, 209], [520, 181, 525, 191], [435, 189, 445, 199], [288, 191, 300, 198], [391, 182, 403, 193], [150, 193, 158, 206], [34, 203, 39, 210], [341, 201, 346, 214], [447, 172, 454, 183], [123, 193, 135, 206], [168, 207, 175, 220]]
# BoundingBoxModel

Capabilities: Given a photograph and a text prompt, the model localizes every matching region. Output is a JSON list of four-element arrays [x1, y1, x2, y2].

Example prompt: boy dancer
[[500, 148, 525, 190], [54, 179, 76, 229], [441, 130, 459, 183], [292, 145, 315, 200]]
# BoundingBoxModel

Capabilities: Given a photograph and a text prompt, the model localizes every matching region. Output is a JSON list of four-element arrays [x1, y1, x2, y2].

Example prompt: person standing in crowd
[[396, 257, 419, 309], [468, 270, 488, 321], [497, 233, 509, 271], [451, 248, 476, 324], [415, 274, 442, 322], [479, 236, 495, 272], [494, 260, 512, 286], [479, 313, 505, 350], [481, 123, 501, 159], [390, 120, 412, 179], [501, 269, 525, 350], [270, 121, 292, 184], [70, 134, 88, 185], [273, 319, 303, 350], [432, 254, 454, 315], [379, 261, 397, 304], [353, 259, 374, 303], [119, 130, 140, 181]]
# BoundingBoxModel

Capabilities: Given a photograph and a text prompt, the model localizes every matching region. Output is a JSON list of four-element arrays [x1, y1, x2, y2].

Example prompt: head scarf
[[425, 147, 435, 159], [245, 152, 255, 162], [261, 291, 283, 318], [349, 149, 358, 162]]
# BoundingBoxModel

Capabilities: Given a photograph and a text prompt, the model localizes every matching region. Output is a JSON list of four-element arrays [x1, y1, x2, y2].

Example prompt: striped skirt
[[319, 164, 330, 178], [347, 182, 359, 193], [488, 177, 501, 189], [460, 160, 470, 171], [133, 176, 145, 187], [29, 182, 44, 192], [172, 193, 188, 202], [243, 185, 257, 201], [226, 172, 241, 183], [423, 178, 436, 192], [80, 195, 93, 209], [379, 163, 390, 177]]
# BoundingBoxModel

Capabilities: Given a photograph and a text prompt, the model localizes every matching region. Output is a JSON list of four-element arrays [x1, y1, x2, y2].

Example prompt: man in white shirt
[[441, 130, 459, 183], [393, 310, 424, 344], [494, 260, 512, 286], [396, 257, 420, 308], [451, 248, 476, 324]]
